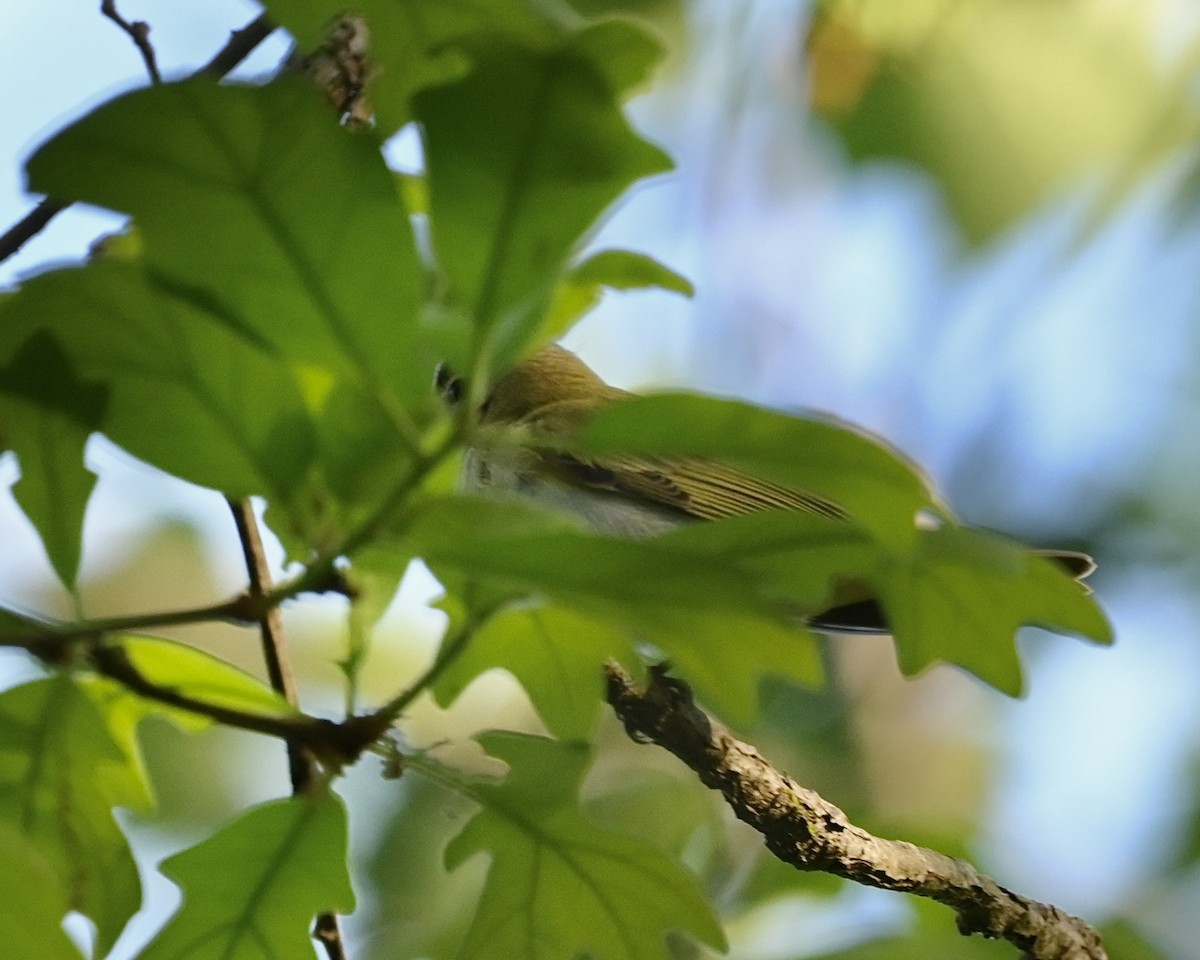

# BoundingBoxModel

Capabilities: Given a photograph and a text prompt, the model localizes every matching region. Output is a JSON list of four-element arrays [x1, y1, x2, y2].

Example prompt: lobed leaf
[[876, 524, 1113, 695], [415, 23, 672, 371], [138, 792, 355, 960], [434, 603, 640, 740], [0, 262, 316, 504], [0, 677, 143, 956], [396, 495, 822, 726], [444, 732, 726, 960], [660, 511, 1112, 695], [0, 331, 104, 589], [27, 78, 426, 398]]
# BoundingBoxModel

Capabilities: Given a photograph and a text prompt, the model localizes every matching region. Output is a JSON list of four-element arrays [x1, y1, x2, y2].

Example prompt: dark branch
[[100, 0, 162, 85], [0, 198, 68, 265], [201, 12, 275, 77], [227, 497, 348, 960], [604, 662, 1108, 960]]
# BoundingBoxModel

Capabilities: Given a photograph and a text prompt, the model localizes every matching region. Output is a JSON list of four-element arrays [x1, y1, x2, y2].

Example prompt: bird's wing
[[546, 449, 849, 522], [521, 396, 851, 523]]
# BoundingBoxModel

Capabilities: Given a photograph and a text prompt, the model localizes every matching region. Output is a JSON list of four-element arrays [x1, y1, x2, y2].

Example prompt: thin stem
[[89, 642, 335, 746], [226, 496, 348, 960], [100, 0, 163, 85], [227, 498, 307, 773], [1, 596, 254, 654], [201, 13, 275, 77], [371, 604, 497, 731], [265, 428, 462, 606], [0, 199, 69, 264]]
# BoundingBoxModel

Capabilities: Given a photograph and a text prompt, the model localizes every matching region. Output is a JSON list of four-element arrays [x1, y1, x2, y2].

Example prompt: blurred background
[[2, 1, 1199, 958]]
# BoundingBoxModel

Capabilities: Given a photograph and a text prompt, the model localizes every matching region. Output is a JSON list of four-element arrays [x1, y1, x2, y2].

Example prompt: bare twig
[[0, 11, 275, 269], [227, 497, 348, 960], [201, 12, 275, 77], [227, 499, 308, 778], [0, 198, 69, 264], [604, 662, 1108, 960], [0, 595, 258, 655], [100, 0, 162, 85]]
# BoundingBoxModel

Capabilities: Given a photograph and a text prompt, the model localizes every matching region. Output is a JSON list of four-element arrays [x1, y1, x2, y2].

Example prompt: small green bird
[[437, 344, 1095, 631]]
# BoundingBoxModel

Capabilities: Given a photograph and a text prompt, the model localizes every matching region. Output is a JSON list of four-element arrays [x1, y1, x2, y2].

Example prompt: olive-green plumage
[[445, 344, 1095, 631]]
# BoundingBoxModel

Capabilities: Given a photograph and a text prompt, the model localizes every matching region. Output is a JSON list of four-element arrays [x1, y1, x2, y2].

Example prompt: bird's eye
[[434, 363, 464, 406]]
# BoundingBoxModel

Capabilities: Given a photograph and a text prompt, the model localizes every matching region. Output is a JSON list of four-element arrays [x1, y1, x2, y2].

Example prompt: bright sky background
[[3, 1, 1200, 957]]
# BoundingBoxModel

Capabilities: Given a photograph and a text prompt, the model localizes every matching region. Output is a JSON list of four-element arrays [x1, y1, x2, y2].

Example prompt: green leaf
[[118, 635, 299, 719], [659, 512, 1112, 695], [139, 792, 355, 960], [434, 603, 640, 739], [262, 0, 564, 134], [544, 248, 694, 340], [397, 495, 822, 726], [0, 825, 85, 960], [444, 732, 726, 960], [415, 24, 672, 368], [0, 331, 105, 589], [576, 393, 941, 552], [26, 77, 427, 399], [571, 249, 694, 297], [0, 677, 143, 956], [0, 261, 316, 504], [877, 524, 1112, 696]]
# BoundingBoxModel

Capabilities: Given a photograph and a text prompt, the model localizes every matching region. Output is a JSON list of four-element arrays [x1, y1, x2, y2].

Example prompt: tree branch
[[100, 0, 162, 85], [603, 662, 1108, 960], [227, 497, 348, 960], [200, 12, 275, 77], [0, 595, 258, 656], [0, 11, 275, 268]]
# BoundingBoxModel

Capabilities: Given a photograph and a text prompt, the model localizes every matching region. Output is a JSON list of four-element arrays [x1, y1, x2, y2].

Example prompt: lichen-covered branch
[[603, 661, 1107, 960]]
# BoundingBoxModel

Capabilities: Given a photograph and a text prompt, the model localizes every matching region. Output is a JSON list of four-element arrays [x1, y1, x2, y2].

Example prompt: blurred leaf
[[575, 393, 941, 552], [810, 0, 1199, 243], [0, 677, 142, 956], [0, 331, 104, 589], [0, 262, 317, 505], [1096, 919, 1171, 960], [415, 24, 672, 371], [544, 248, 694, 339], [139, 792, 355, 960], [263, 0, 565, 134], [26, 77, 427, 399], [572, 249, 694, 297], [397, 495, 822, 726], [0, 825, 85, 960], [444, 732, 726, 960], [585, 767, 719, 865], [118, 635, 298, 719], [434, 603, 640, 739]]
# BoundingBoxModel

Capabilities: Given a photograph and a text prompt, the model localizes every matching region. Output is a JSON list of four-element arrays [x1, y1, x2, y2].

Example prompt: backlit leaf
[[444, 732, 726, 960], [139, 792, 354, 960], [0, 677, 142, 956]]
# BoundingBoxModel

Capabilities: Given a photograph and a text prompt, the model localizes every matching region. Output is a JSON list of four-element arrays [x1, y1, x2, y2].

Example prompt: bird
[[436, 344, 1095, 631]]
